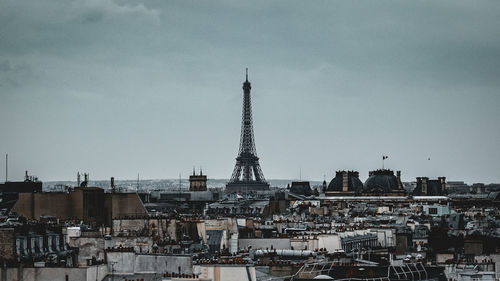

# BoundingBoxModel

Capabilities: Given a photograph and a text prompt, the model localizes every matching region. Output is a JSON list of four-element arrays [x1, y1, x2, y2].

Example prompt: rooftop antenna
[[111, 177, 115, 193], [5, 154, 7, 183], [136, 173, 140, 192], [245, 67, 248, 81]]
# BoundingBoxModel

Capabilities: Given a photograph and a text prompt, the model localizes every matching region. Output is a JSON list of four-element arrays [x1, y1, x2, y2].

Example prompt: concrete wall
[[69, 236, 156, 267], [13, 193, 74, 220], [369, 228, 395, 247], [238, 238, 291, 251], [112, 218, 170, 239], [0, 265, 108, 281], [68, 237, 105, 267], [147, 218, 169, 239], [109, 237, 153, 253], [195, 265, 256, 281], [71, 189, 84, 219], [135, 254, 192, 274], [112, 219, 148, 234], [190, 191, 213, 201], [106, 252, 192, 275], [106, 252, 135, 274], [290, 237, 318, 251], [106, 193, 147, 219], [317, 234, 341, 252]]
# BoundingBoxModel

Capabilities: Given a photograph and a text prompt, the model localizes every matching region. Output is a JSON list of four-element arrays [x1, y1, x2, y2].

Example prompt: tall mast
[[5, 154, 7, 183]]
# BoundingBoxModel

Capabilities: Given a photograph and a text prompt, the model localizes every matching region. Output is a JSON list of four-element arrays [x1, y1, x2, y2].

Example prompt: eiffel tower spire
[[226, 69, 269, 192]]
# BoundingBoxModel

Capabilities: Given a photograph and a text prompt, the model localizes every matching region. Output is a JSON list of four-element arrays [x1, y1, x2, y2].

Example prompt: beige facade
[[12, 188, 147, 226]]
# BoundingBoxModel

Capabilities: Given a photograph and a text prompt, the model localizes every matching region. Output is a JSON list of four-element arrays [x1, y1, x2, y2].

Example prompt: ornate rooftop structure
[[363, 169, 404, 194], [327, 170, 364, 194]]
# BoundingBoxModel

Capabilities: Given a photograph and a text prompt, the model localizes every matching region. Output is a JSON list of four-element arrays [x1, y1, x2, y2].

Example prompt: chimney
[[422, 177, 428, 195], [342, 171, 349, 192], [77, 172, 81, 187], [396, 171, 402, 189], [439, 177, 446, 193], [111, 177, 115, 191]]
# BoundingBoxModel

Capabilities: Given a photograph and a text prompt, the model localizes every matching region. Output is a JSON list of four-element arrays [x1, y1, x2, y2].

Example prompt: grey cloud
[[0, 0, 499, 183], [70, 0, 160, 24], [0, 59, 33, 89]]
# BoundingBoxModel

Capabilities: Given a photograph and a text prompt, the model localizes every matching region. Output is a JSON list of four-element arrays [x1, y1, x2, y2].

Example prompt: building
[[11, 186, 147, 226], [189, 168, 207, 192], [341, 234, 378, 253], [289, 181, 313, 197], [447, 181, 470, 194], [413, 177, 446, 196], [325, 171, 364, 196], [0, 171, 42, 209], [226, 70, 270, 192], [362, 169, 405, 196]]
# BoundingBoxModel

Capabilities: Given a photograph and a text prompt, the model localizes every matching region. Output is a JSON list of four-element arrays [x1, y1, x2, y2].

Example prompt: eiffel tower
[[226, 69, 270, 192]]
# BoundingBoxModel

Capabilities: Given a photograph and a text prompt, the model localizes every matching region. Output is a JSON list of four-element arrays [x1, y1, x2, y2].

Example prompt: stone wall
[[12, 191, 146, 226], [106, 252, 192, 275], [238, 238, 291, 251], [0, 228, 15, 261], [0, 264, 108, 281], [68, 237, 105, 267], [111, 218, 170, 239], [106, 193, 147, 220], [195, 265, 256, 281]]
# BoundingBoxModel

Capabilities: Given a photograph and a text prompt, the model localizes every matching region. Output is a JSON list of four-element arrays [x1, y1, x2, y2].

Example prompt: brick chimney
[[397, 171, 402, 189], [342, 171, 349, 192]]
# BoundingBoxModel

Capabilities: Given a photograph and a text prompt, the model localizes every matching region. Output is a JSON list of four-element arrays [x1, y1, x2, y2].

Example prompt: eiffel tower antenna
[[136, 173, 139, 192], [226, 69, 269, 192]]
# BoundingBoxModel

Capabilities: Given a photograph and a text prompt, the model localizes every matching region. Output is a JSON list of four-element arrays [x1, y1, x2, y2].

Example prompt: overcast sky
[[1, 0, 499, 184]]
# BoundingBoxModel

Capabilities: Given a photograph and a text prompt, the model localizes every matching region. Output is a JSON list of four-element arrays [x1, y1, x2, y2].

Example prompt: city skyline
[[1, 0, 499, 183]]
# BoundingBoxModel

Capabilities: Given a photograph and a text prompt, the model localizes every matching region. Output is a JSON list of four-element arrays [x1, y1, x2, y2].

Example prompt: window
[[429, 208, 438, 215]]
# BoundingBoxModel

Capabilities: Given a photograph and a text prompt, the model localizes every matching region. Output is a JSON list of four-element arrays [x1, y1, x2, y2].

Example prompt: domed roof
[[363, 169, 400, 193], [327, 171, 363, 193]]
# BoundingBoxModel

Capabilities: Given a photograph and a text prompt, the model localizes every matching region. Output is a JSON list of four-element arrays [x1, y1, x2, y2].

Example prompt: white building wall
[[238, 238, 291, 250], [195, 265, 256, 281], [317, 234, 341, 252], [105, 252, 192, 275]]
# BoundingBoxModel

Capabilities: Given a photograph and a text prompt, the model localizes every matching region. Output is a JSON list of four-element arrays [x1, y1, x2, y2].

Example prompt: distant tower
[[190, 168, 207, 192], [226, 69, 269, 192]]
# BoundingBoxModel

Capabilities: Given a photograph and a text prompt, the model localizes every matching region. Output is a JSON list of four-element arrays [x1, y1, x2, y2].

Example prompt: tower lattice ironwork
[[226, 69, 269, 191]]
